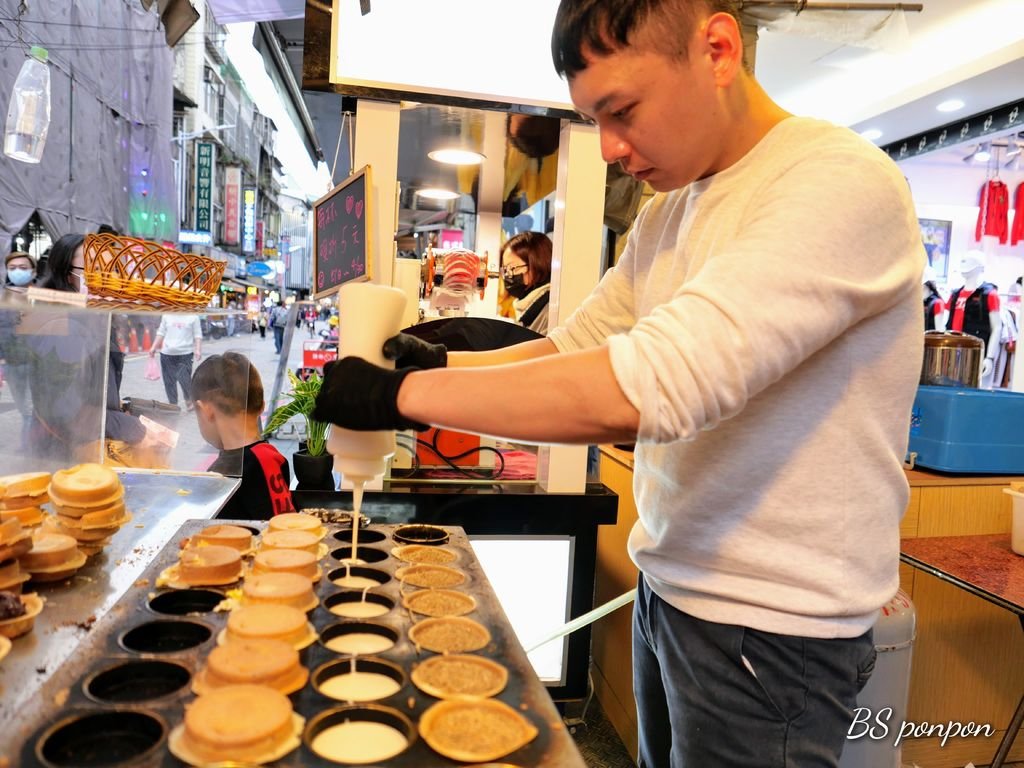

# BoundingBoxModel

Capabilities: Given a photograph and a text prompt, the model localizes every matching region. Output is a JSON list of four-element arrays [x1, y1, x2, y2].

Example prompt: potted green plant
[[263, 370, 335, 491]]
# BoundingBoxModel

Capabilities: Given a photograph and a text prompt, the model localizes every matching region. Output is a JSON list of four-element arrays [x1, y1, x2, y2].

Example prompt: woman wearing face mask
[[500, 231, 552, 335], [33, 232, 148, 458], [39, 233, 87, 293], [0, 252, 36, 445], [5, 251, 37, 293]]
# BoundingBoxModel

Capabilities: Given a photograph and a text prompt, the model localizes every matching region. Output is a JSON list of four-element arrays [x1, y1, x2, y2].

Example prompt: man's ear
[[194, 400, 214, 421], [704, 11, 744, 87]]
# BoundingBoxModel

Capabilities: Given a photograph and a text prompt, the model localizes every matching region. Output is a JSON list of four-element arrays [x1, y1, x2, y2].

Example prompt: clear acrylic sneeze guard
[[0, 294, 252, 477]]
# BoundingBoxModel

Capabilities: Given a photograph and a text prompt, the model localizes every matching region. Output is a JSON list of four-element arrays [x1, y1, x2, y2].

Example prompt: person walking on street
[[258, 310, 267, 340], [271, 302, 288, 355], [312, 1, 924, 764], [149, 314, 202, 411]]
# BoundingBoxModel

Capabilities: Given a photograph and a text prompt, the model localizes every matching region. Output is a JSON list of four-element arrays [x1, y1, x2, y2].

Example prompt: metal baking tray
[[5, 519, 585, 767]]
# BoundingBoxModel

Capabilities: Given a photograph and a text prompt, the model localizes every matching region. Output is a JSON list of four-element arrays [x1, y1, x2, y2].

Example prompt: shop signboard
[[179, 230, 212, 246], [440, 228, 464, 249], [242, 187, 257, 254], [195, 142, 214, 233], [255, 220, 264, 259], [224, 166, 241, 245], [247, 261, 273, 277]]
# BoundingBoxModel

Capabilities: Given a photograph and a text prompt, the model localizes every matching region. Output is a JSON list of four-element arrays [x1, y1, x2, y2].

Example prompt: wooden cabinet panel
[[594, 450, 640, 759]]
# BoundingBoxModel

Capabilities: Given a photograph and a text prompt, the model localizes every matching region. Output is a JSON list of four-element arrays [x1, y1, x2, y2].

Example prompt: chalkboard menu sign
[[313, 165, 372, 297]]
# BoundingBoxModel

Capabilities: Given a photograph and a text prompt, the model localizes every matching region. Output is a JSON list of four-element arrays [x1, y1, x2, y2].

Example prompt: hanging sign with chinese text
[[224, 166, 241, 245], [242, 187, 257, 254], [195, 142, 215, 233]]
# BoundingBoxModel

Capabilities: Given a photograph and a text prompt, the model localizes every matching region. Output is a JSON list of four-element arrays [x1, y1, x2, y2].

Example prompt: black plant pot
[[292, 449, 335, 492]]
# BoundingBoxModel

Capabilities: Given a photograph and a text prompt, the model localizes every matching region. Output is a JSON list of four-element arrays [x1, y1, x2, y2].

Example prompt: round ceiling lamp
[[428, 148, 486, 165], [417, 187, 460, 201]]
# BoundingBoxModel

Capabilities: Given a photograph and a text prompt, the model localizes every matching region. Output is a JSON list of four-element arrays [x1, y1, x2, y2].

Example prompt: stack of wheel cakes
[[0, 471, 51, 528], [45, 464, 131, 557]]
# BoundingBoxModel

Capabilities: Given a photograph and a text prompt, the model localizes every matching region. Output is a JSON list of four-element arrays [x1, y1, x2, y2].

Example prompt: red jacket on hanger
[[1012, 181, 1024, 246], [976, 179, 1009, 244]]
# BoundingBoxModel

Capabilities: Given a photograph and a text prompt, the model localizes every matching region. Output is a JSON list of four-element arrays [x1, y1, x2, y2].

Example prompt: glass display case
[[0, 293, 254, 477]]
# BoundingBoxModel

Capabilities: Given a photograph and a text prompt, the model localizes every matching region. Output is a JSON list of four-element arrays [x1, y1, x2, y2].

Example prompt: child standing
[[191, 352, 294, 519]]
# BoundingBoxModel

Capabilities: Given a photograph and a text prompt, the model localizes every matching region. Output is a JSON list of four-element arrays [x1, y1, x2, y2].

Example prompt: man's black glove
[[382, 333, 447, 370], [312, 357, 428, 432]]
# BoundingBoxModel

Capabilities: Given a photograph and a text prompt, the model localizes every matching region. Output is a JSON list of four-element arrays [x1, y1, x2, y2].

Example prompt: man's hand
[[312, 357, 428, 432], [382, 333, 447, 370]]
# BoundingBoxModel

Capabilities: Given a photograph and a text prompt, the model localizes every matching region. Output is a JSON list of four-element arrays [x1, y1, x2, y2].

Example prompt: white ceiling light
[[936, 98, 965, 113], [428, 148, 486, 165], [859, 128, 883, 141], [417, 187, 460, 201], [963, 142, 992, 164]]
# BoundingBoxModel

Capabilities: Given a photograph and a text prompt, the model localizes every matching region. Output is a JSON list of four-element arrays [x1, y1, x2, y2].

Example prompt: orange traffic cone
[[142, 327, 152, 351], [128, 327, 139, 354]]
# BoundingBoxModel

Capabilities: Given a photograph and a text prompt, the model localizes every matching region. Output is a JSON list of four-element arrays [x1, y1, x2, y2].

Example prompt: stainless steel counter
[[0, 470, 237, 731]]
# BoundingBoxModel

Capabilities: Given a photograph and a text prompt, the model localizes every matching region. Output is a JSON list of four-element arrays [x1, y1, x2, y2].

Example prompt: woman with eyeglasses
[[34, 231, 149, 457], [500, 231, 552, 335], [39, 233, 87, 292]]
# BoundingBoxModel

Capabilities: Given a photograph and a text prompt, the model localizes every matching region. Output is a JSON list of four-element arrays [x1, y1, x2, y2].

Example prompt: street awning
[[221, 276, 272, 292], [206, 0, 303, 24]]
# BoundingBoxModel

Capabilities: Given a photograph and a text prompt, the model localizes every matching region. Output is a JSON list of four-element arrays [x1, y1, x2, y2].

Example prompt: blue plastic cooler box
[[908, 385, 1024, 474]]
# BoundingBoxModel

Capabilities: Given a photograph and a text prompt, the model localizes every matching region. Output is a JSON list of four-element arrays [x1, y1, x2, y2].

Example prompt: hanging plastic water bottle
[[4, 46, 50, 164]]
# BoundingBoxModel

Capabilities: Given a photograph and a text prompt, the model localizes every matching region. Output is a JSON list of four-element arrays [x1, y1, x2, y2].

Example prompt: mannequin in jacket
[[945, 251, 1001, 386]]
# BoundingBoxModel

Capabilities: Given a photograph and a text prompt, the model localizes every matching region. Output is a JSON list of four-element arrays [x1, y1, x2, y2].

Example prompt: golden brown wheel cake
[[0, 472, 50, 499], [395, 564, 466, 589], [176, 544, 242, 586], [224, 603, 316, 649], [241, 572, 318, 613], [0, 591, 43, 639], [191, 523, 253, 552], [411, 654, 508, 700], [48, 463, 122, 507], [193, 637, 308, 696], [259, 529, 320, 555], [54, 500, 127, 528], [0, 519, 31, 561], [403, 589, 476, 618], [0, 505, 45, 528], [170, 684, 301, 764], [19, 532, 81, 571], [408, 616, 491, 654], [392, 544, 458, 565], [0, 557, 29, 593], [0, 491, 49, 511], [419, 698, 538, 763], [50, 516, 124, 542], [251, 548, 320, 582], [267, 512, 325, 539]]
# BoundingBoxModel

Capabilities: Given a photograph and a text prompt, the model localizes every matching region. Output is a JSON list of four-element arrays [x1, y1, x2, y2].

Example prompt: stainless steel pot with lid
[[920, 330, 984, 388]]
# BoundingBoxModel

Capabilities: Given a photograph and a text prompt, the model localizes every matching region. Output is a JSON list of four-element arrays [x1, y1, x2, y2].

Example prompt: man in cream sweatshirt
[[314, 1, 924, 764]]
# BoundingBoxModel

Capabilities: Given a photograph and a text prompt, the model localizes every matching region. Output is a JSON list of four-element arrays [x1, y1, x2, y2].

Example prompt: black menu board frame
[[312, 164, 373, 298]]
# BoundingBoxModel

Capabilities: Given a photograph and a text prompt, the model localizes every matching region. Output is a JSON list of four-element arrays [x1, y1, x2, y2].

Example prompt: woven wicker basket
[[83, 234, 225, 309]]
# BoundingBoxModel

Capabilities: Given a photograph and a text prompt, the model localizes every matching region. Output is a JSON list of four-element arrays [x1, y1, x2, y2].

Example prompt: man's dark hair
[[192, 352, 264, 415], [552, 0, 741, 78], [97, 224, 119, 236]]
